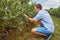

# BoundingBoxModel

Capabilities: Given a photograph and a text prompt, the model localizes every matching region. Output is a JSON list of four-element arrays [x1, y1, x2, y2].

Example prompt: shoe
[[44, 34, 52, 40]]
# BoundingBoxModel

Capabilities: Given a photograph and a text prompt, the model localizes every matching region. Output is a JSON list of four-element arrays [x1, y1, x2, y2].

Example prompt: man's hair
[[35, 4, 42, 10]]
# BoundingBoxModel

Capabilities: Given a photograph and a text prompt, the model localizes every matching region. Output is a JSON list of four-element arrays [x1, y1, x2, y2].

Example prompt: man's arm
[[29, 18, 41, 26], [24, 14, 41, 26]]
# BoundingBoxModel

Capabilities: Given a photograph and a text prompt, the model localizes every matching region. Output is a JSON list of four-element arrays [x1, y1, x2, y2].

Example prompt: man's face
[[34, 6, 39, 13]]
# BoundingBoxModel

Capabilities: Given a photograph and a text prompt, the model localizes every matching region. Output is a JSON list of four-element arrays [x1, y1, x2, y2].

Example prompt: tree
[[0, 0, 36, 32]]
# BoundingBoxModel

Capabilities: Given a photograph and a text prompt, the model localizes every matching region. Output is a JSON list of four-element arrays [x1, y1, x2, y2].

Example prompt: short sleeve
[[33, 13, 43, 21]]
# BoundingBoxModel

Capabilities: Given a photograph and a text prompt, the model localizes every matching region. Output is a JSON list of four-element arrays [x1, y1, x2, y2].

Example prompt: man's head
[[35, 4, 42, 13]]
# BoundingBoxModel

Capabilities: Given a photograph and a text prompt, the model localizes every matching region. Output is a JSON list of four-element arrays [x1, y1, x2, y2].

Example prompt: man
[[28, 4, 54, 40]]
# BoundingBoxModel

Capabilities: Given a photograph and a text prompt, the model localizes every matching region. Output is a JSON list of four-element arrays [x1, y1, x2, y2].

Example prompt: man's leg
[[31, 28, 47, 37], [31, 27, 52, 40]]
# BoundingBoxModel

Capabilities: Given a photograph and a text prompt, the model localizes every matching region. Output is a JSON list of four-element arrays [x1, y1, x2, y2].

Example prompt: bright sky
[[29, 0, 60, 9]]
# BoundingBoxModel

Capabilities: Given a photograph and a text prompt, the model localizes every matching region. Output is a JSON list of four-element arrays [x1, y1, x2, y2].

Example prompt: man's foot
[[44, 34, 52, 40]]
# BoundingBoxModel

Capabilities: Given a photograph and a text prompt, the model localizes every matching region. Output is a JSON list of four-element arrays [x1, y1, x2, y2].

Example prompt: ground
[[6, 16, 60, 40]]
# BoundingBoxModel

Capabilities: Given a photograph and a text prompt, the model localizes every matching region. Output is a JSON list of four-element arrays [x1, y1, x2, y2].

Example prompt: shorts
[[36, 27, 52, 34]]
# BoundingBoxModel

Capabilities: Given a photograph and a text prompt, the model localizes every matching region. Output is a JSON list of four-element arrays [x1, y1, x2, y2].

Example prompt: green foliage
[[0, 0, 35, 31], [47, 7, 60, 18], [0, 0, 37, 40]]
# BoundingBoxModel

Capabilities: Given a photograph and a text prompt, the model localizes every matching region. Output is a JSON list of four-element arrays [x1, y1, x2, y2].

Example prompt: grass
[[5, 16, 60, 40], [51, 16, 60, 40]]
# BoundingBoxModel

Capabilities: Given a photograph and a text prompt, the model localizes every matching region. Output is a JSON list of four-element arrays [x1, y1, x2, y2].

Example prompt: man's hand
[[29, 18, 40, 26], [29, 18, 34, 22]]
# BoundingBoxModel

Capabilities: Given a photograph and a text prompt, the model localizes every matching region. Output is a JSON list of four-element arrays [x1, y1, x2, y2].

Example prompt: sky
[[29, 0, 60, 9]]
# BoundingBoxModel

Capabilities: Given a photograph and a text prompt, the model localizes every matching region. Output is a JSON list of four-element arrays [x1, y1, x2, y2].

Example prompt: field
[[0, 0, 60, 40], [3, 16, 59, 40]]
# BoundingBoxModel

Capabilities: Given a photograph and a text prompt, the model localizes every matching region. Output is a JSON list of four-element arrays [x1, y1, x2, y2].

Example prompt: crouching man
[[28, 4, 54, 40]]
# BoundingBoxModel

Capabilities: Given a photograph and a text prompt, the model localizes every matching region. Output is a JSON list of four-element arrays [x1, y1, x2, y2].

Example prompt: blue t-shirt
[[33, 10, 54, 33]]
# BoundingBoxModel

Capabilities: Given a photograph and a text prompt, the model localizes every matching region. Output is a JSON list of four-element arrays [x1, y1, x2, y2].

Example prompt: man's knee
[[31, 28, 36, 33]]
